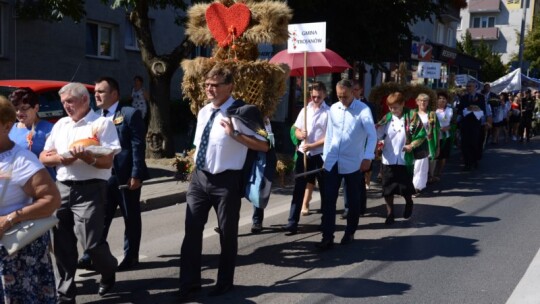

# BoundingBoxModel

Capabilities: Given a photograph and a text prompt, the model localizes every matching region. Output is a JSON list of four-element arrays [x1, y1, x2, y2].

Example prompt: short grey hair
[[59, 82, 90, 102], [336, 79, 353, 89]]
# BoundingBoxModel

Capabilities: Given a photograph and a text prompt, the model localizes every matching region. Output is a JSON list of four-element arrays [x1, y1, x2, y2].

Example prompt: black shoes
[[403, 203, 414, 219], [340, 209, 349, 219], [385, 214, 395, 225], [77, 258, 94, 270], [281, 225, 297, 235], [117, 257, 139, 271], [98, 274, 115, 296], [177, 285, 201, 302], [315, 239, 334, 250], [340, 233, 354, 245], [251, 223, 263, 234], [208, 283, 234, 297]]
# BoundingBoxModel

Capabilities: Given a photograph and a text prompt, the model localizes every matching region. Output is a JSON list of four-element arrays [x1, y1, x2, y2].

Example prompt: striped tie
[[195, 108, 220, 170]]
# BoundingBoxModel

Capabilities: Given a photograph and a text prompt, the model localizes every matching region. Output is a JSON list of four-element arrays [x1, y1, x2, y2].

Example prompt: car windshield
[[0, 86, 98, 122]]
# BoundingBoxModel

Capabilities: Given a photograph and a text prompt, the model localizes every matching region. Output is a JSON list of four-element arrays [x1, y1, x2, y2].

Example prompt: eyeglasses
[[15, 105, 33, 112], [204, 82, 227, 88]]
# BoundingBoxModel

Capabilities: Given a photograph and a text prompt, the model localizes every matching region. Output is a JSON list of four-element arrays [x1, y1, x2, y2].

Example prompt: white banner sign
[[288, 22, 326, 53], [417, 62, 441, 79]]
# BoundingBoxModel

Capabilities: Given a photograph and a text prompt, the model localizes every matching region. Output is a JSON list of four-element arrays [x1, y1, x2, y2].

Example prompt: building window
[[436, 22, 445, 44], [124, 19, 139, 50], [86, 22, 115, 58], [472, 16, 496, 28], [447, 28, 455, 47]]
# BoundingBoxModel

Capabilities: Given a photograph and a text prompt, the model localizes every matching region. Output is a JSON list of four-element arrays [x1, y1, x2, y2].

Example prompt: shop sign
[[417, 62, 441, 79]]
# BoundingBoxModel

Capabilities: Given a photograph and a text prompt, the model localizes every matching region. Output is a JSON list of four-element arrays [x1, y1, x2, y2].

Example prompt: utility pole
[[518, 0, 530, 73]]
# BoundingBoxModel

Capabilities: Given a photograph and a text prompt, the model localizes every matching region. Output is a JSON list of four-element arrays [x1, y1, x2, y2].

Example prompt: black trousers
[[103, 175, 142, 260], [179, 169, 243, 289], [460, 117, 482, 167], [287, 152, 325, 228]]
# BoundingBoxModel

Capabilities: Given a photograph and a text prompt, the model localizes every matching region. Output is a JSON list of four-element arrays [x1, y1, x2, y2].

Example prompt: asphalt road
[[76, 137, 540, 304]]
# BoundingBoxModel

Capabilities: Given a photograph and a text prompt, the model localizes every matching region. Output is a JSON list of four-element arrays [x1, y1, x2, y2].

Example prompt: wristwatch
[[232, 130, 241, 137]]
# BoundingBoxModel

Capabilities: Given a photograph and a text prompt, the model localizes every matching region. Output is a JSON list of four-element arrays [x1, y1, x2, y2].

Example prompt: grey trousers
[[53, 180, 118, 303]]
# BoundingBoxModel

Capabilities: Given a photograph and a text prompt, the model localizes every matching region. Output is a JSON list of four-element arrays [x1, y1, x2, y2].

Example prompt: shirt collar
[[338, 98, 359, 110], [106, 101, 120, 116], [73, 108, 99, 125]]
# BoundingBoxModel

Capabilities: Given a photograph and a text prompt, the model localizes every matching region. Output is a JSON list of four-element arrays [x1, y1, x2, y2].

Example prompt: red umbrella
[[269, 48, 351, 77]]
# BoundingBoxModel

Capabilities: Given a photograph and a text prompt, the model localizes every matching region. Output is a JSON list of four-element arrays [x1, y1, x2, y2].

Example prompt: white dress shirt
[[44, 110, 121, 181], [323, 99, 377, 174], [193, 97, 265, 174], [102, 102, 119, 121], [294, 101, 329, 156]]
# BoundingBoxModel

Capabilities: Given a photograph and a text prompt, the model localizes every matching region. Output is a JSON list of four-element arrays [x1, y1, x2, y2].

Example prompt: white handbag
[[1, 216, 58, 255], [0, 150, 58, 255]]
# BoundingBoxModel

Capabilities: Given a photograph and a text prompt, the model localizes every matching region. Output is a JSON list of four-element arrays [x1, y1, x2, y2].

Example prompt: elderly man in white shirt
[[40, 82, 121, 302], [178, 65, 269, 300], [316, 79, 377, 250]]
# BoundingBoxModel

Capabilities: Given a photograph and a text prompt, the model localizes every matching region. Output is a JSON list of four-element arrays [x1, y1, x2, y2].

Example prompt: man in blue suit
[[78, 77, 149, 272]]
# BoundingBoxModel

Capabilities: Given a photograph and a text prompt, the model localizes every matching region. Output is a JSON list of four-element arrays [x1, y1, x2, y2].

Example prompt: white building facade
[[457, 0, 540, 65]]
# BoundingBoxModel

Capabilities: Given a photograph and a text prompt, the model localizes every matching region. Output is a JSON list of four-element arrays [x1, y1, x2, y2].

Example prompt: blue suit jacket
[[108, 105, 149, 184]]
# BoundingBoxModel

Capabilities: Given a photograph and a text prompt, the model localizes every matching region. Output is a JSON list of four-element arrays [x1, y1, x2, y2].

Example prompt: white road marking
[[506, 247, 540, 304]]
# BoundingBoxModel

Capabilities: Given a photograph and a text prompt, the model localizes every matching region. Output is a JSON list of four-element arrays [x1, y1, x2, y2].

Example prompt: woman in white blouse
[[376, 92, 426, 225], [433, 92, 454, 180], [0, 96, 60, 303]]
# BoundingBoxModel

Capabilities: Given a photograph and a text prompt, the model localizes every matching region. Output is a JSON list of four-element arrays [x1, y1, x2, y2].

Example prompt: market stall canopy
[[489, 68, 540, 93]]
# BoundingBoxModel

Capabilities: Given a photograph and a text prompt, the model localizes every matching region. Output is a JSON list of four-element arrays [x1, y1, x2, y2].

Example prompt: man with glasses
[[40, 82, 121, 302], [282, 81, 329, 235], [178, 65, 269, 299], [457, 80, 487, 171], [316, 79, 377, 250]]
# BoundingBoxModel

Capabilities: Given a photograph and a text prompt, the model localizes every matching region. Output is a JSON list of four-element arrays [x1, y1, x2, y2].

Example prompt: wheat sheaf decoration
[[182, 0, 292, 118]]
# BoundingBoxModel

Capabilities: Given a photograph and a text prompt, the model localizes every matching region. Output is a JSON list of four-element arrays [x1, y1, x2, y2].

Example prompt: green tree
[[456, 32, 506, 81], [476, 40, 506, 81], [457, 30, 475, 56], [15, 0, 199, 158], [522, 17, 540, 71]]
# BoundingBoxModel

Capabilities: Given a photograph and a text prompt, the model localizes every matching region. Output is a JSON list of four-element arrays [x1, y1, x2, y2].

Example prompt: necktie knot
[[102, 109, 109, 117]]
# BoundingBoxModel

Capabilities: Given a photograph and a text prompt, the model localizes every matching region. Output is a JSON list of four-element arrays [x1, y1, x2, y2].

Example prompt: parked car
[[0, 80, 96, 123]]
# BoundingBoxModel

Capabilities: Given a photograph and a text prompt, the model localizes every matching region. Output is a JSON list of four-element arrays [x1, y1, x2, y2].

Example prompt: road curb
[[141, 191, 187, 212]]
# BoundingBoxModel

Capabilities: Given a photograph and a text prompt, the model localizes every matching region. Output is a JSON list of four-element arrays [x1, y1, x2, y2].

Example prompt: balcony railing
[[469, 0, 501, 13], [469, 27, 499, 40]]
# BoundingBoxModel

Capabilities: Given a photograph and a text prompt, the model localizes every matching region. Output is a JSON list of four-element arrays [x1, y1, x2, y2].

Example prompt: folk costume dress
[[412, 110, 440, 191], [435, 106, 454, 160], [376, 108, 426, 197]]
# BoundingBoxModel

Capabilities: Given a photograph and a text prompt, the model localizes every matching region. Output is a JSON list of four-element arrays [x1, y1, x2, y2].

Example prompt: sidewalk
[[139, 160, 189, 212]]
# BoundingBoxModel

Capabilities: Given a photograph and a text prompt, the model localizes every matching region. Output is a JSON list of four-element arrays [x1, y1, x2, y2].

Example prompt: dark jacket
[[110, 105, 149, 184]]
